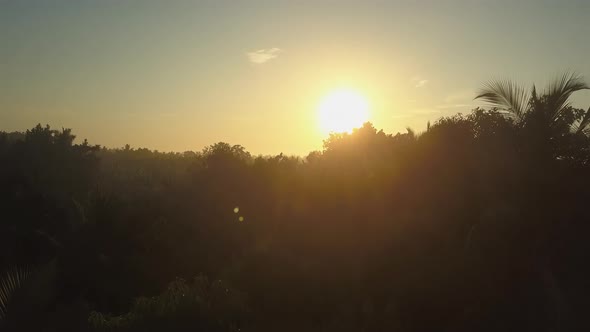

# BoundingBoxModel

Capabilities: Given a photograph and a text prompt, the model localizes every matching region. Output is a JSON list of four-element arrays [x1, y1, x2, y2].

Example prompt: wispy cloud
[[414, 79, 429, 88], [411, 76, 429, 88], [436, 103, 474, 109], [391, 108, 442, 120], [411, 108, 441, 115], [246, 48, 283, 64], [391, 113, 414, 119], [444, 89, 474, 103], [393, 108, 442, 120], [435, 89, 476, 110]]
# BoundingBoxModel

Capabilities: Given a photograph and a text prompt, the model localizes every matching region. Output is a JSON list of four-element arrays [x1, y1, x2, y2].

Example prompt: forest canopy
[[1, 75, 590, 331]]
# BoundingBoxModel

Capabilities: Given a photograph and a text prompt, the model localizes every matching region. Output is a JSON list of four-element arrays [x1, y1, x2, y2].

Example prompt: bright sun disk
[[318, 89, 369, 134]]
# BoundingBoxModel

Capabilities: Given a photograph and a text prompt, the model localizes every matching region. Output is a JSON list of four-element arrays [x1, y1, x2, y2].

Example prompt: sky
[[2, 0, 590, 155]]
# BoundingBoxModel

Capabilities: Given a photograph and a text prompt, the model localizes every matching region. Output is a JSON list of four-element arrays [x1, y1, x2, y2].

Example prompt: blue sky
[[2, 0, 590, 154]]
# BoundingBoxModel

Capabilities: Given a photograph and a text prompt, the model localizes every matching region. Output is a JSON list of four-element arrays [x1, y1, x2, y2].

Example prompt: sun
[[318, 89, 369, 134]]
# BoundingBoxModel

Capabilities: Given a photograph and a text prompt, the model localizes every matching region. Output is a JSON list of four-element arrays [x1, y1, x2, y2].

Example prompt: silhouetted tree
[[1, 81, 590, 331]]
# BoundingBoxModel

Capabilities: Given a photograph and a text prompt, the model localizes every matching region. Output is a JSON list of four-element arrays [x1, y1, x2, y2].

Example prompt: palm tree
[[473, 73, 590, 324], [475, 72, 590, 135], [572, 107, 590, 136], [0, 267, 31, 321], [0, 262, 57, 330]]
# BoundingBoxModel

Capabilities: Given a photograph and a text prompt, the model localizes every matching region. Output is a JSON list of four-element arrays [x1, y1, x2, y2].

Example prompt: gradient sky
[[2, 0, 590, 155]]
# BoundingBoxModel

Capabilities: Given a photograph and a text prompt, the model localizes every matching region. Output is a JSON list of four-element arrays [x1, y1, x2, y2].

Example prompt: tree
[[475, 72, 589, 128], [475, 73, 590, 162], [202, 142, 251, 170]]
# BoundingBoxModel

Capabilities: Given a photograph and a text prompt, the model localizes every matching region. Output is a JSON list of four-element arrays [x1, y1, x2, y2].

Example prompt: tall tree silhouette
[[475, 72, 589, 129], [476, 72, 590, 162]]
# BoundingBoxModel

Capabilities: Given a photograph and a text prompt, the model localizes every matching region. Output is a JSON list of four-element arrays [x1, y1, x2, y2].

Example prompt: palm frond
[[0, 267, 31, 320], [544, 72, 589, 121], [573, 107, 590, 136], [531, 84, 538, 102], [475, 79, 530, 122]]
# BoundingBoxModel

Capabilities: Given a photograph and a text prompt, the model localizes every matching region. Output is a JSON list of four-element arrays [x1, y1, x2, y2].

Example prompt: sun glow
[[318, 89, 369, 134]]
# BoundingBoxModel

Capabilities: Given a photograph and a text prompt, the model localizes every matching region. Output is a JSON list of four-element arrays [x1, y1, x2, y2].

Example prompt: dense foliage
[[1, 76, 590, 331], [89, 275, 246, 332]]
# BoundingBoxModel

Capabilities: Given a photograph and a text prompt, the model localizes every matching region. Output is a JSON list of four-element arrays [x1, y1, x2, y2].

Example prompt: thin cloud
[[246, 48, 283, 64], [391, 113, 414, 119], [391, 108, 441, 120], [437, 90, 476, 109], [415, 79, 429, 88], [444, 89, 474, 103], [411, 108, 440, 115], [411, 76, 429, 88], [436, 103, 474, 109]]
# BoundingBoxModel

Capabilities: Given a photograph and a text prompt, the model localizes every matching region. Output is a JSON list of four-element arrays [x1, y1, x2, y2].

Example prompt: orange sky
[[2, 0, 590, 155]]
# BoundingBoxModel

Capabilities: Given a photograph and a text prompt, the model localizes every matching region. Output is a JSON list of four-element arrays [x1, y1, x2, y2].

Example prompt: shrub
[[89, 275, 247, 332]]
